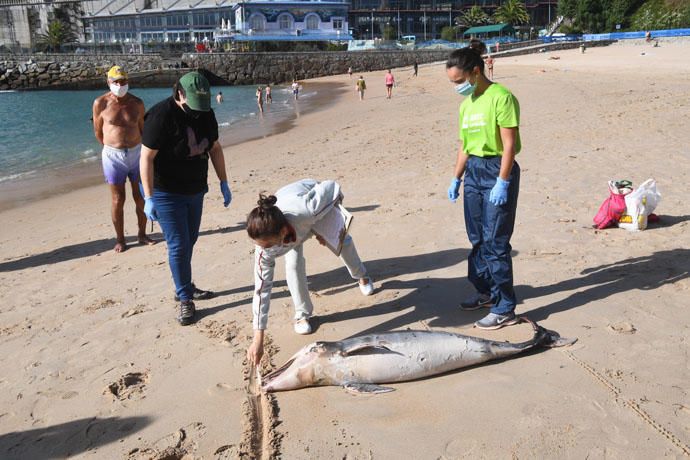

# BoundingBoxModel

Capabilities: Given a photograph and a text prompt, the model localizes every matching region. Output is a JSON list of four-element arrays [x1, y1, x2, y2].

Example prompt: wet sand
[[0, 38, 689, 458]]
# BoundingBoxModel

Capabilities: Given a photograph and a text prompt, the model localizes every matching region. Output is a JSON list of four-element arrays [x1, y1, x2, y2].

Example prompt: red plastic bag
[[593, 180, 632, 229]]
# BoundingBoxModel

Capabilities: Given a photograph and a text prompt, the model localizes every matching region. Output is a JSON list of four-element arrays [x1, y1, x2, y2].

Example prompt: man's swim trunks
[[101, 144, 141, 185]]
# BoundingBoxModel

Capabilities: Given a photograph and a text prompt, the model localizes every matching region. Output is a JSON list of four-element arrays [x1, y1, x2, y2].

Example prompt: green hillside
[[557, 0, 690, 33]]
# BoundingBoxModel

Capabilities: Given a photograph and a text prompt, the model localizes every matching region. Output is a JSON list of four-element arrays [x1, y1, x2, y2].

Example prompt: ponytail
[[246, 194, 288, 240]]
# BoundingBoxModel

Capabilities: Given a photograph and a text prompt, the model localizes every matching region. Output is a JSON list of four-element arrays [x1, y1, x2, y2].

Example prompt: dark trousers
[[463, 155, 520, 315], [153, 189, 205, 302]]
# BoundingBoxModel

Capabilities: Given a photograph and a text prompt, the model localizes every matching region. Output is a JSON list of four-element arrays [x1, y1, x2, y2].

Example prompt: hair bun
[[257, 194, 277, 210]]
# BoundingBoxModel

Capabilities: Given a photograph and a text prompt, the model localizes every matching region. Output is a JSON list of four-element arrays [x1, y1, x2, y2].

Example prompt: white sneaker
[[359, 278, 374, 296], [294, 318, 313, 335]]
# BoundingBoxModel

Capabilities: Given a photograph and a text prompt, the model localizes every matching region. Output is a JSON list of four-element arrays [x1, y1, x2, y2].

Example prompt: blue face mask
[[455, 79, 476, 96]]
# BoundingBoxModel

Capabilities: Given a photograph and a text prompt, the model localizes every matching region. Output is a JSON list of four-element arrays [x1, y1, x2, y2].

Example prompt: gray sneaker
[[460, 292, 494, 311], [177, 300, 196, 326], [474, 312, 519, 330]]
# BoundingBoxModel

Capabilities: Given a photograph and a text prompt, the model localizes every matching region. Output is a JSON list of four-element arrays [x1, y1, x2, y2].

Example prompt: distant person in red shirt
[[385, 69, 395, 99]]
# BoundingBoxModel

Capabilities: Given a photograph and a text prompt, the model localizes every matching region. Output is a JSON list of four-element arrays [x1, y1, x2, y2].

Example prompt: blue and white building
[[227, 0, 351, 41], [81, 0, 350, 46]]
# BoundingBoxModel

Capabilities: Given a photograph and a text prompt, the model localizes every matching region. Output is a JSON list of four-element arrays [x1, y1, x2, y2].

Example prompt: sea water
[[0, 84, 305, 183]]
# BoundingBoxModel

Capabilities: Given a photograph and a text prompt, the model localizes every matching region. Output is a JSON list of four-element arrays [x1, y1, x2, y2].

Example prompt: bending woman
[[246, 179, 374, 365]]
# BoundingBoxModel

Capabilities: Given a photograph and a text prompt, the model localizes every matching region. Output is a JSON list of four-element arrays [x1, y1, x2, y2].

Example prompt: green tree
[[557, 0, 578, 18], [456, 5, 490, 27], [440, 25, 457, 41], [36, 20, 76, 52], [383, 24, 397, 40], [493, 0, 530, 25]]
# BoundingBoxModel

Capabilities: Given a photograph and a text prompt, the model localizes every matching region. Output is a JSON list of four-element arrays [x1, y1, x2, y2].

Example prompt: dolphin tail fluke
[[343, 383, 395, 394], [519, 317, 578, 348]]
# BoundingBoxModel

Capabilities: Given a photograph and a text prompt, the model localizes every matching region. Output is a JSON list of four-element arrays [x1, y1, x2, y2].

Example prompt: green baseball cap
[[179, 71, 211, 112]]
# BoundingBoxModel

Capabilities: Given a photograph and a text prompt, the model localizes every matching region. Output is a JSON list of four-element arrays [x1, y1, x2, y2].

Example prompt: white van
[[401, 35, 416, 42]]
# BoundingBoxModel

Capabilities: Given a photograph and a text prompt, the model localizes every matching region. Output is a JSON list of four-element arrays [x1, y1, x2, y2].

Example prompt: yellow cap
[[107, 65, 128, 81]]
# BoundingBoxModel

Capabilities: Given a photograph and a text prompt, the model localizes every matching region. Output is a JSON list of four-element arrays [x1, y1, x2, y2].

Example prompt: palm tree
[[36, 20, 76, 52], [456, 5, 490, 28], [493, 0, 530, 26]]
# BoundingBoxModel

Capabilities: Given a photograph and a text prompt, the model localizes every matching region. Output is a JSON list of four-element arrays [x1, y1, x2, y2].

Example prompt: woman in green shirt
[[445, 46, 522, 330]]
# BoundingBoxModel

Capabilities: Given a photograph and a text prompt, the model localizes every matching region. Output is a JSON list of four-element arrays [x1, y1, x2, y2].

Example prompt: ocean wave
[[0, 170, 36, 183], [0, 90, 18, 93]]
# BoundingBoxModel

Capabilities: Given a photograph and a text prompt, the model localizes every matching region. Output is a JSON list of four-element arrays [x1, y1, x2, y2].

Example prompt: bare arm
[[452, 143, 469, 179], [137, 100, 145, 135], [140, 146, 158, 198], [92, 98, 105, 145], [209, 140, 228, 182], [498, 127, 517, 180]]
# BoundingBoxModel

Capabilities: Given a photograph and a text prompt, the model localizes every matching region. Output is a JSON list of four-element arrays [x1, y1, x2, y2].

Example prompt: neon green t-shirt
[[458, 83, 521, 157]]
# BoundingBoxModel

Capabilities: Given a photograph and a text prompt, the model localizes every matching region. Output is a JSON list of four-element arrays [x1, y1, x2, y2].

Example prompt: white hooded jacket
[[252, 179, 342, 330]]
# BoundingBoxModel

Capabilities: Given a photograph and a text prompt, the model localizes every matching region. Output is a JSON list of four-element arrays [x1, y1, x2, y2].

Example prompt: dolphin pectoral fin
[[342, 344, 402, 356], [343, 383, 395, 394]]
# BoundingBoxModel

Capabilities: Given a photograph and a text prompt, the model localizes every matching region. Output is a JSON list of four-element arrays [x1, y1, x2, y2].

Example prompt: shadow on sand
[[0, 222, 247, 272], [0, 416, 152, 460]]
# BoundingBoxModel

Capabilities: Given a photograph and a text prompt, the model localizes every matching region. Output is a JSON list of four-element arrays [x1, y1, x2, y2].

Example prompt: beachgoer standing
[[139, 71, 232, 326], [446, 45, 522, 330], [356, 75, 367, 100], [216, 91, 223, 104], [245, 179, 375, 365], [291, 80, 300, 100], [413, 61, 418, 77], [256, 86, 264, 112], [265, 84, 272, 103], [348, 66, 353, 78], [485, 54, 494, 79], [385, 69, 395, 99], [92, 65, 154, 253]]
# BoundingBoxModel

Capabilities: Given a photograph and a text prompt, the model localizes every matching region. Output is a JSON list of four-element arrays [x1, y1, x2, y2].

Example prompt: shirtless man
[[92, 66, 154, 252]]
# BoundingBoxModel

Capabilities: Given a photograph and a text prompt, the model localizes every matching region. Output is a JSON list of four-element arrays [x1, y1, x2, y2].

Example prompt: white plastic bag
[[618, 179, 661, 231]]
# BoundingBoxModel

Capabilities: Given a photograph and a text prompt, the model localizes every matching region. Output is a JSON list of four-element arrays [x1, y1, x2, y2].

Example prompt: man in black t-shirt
[[139, 71, 232, 326]]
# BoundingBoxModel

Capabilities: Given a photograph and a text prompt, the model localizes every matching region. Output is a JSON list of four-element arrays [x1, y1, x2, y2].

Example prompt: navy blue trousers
[[153, 189, 205, 302], [463, 155, 520, 315]]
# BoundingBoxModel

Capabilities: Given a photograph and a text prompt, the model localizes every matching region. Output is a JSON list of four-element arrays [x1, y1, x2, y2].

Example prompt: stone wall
[[0, 41, 615, 90], [0, 54, 163, 90], [182, 50, 451, 85]]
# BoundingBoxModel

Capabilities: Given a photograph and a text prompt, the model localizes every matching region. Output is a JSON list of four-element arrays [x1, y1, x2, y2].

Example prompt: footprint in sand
[[104, 371, 149, 401], [127, 422, 206, 460], [607, 322, 636, 334], [197, 320, 239, 345]]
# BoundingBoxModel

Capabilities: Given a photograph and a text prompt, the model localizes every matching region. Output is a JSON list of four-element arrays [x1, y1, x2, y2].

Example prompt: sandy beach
[[1, 38, 689, 458]]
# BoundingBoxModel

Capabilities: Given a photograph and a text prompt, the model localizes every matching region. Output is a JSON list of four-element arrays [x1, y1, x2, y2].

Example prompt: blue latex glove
[[447, 177, 462, 202], [489, 177, 510, 206], [144, 196, 158, 221], [220, 180, 232, 207]]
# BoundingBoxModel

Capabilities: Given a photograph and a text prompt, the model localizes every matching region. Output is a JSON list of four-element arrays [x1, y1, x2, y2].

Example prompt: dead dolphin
[[260, 318, 575, 394]]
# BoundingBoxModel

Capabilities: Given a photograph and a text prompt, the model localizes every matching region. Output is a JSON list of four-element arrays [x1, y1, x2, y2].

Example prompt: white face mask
[[109, 82, 129, 98], [455, 80, 475, 96]]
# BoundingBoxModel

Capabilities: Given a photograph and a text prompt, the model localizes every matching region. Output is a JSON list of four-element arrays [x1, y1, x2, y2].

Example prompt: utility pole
[[371, 10, 374, 39], [423, 9, 426, 41], [397, 9, 400, 40]]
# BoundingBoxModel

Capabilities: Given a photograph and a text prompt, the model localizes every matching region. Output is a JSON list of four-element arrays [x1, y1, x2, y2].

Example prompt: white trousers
[[286, 234, 367, 321]]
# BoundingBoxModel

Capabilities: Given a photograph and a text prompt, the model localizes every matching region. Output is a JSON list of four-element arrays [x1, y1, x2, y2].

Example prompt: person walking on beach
[[216, 91, 223, 104], [256, 86, 264, 113], [413, 61, 418, 77], [356, 75, 367, 100], [92, 65, 154, 253], [139, 71, 232, 326], [291, 79, 300, 100], [385, 69, 395, 99], [446, 45, 522, 330], [485, 54, 494, 79], [348, 66, 353, 78], [245, 179, 375, 365], [265, 84, 272, 104]]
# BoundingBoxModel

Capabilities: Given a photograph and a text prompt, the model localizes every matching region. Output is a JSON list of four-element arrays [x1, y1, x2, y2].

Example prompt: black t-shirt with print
[[142, 97, 219, 195]]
